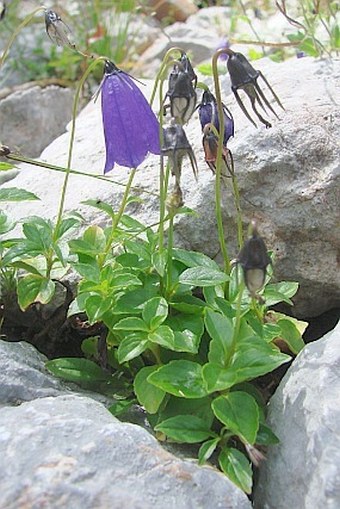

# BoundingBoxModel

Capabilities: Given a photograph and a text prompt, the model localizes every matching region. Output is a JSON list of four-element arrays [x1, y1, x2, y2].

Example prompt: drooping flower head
[[162, 119, 198, 184], [202, 123, 234, 178], [236, 220, 271, 298], [44, 9, 75, 48], [198, 89, 234, 146], [100, 60, 161, 173], [165, 52, 197, 124], [226, 50, 284, 128]]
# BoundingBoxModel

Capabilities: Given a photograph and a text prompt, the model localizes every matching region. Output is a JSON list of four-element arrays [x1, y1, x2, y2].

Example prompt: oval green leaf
[[179, 267, 229, 287], [212, 391, 260, 444]]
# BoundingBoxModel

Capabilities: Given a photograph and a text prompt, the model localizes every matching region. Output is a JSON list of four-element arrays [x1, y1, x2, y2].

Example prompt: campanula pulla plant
[[165, 59, 197, 124], [237, 220, 271, 299], [44, 9, 75, 49], [225, 49, 284, 128], [198, 88, 234, 146], [202, 123, 234, 177], [100, 60, 161, 173], [162, 119, 198, 186]]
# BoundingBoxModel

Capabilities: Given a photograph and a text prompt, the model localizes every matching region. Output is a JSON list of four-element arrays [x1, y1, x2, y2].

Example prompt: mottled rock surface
[[1, 57, 339, 317], [254, 321, 340, 509], [0, 86, 74, 157], [0, 395, 252, 509]]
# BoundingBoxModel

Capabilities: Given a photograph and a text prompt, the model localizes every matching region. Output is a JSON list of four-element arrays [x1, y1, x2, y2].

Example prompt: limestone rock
[[1, 57, 339, 317], [0, 85, 74, 158], [254, 320, 340, 509], [0, 340, 68, 405], [0, 395, 252, 509]]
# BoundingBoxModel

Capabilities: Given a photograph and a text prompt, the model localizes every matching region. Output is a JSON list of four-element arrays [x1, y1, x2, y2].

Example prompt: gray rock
[[0, 340, 69, 405], [0, 85, 74, 158], [0, 339, 118, 408], [1, 57, 339, 317], [0, 395, 252, 509], [254, 321, 340, 509]]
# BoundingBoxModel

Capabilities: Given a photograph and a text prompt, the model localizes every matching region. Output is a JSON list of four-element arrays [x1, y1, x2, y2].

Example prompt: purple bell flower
[[100, 60, 161, 173], [198, 89, 234, 146]]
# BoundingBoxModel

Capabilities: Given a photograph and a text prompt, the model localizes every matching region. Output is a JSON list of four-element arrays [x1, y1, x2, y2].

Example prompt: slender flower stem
[[150, 47, 183, 107], [231, 172, 243, 250], [101, 168, 137, 264], [4, 152, 159, 197], [225, 279, 245, 366], [211, 50, 232, 276], [0, 7, 46, 69], [53, 56, 106, 242], [166, 212, 175, 298]]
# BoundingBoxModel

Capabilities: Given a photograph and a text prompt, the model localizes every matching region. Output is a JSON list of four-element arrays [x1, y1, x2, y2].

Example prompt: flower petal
[[101, 70, 160, 173]]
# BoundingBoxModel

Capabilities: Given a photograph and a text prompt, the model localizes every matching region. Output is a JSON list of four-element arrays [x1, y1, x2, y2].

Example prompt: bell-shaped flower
[[165, 66, 197, 124], [226, 50, 284, 128], [202, 123, 234, 178], [236, 221, 271, 298], [45, 9, 75, 48], [100, 60, 161, 173], [198, 89, 234, 146], [162, 120, 198, 185]]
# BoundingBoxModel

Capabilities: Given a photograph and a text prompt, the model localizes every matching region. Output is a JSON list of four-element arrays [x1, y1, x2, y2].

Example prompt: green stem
[[166, 212, 175, 298], [5, 152, 159, 197], [225, 280, 245, 366], [231, 172, 243, 249], [53, 56, 106, 241], [0, 6, 46, 69], [101, 168, 137, 264], [211, 51, 231, 276], [150, 47, 183, 107]]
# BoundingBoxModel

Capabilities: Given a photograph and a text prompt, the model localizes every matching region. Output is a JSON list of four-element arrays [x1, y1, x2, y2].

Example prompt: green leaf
[[82, 199, 115, 219], [170, 294, 206, 315], [148, 325, 175, 350], [85, 295, 113, 324], [179, 267, 229, 287], [155, 415, 213, 443], [117, 332, 149, 363], [219, 448, 252, 494], [159, 396, 214, 427], [108, 399, 136, 417], [263, 281, 299, 306], [10, 260, 42, 276], [134, 366, 166, 414], [198, 437, 220, 465], [0, 187, 40, 202], [114, 284, 159, 314], [256, 423, 280, 446], [46, 358, 108, 382], [166, 314, 204, 353], [205, 310, 233, 367], [231, 338, 291, 382], [113, 317, 149, 332], [17, 275, 55, 310], [0, 210, 14, 235], [81, 337, 98, 358], [148, 360, 208, 399], [83, 225, 107, 251], [152, 251, 167, 277], [172, 248, 220, 270], [0, 162, 15, 171], [142, 297, 168, 330], [276, 315, 306, 354], [72, 262, 100, 282], [202, 363, 237, 392], [57, 216, 82, 239], [212, 392, 260, 444]]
